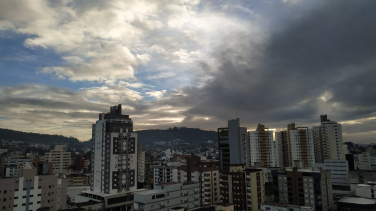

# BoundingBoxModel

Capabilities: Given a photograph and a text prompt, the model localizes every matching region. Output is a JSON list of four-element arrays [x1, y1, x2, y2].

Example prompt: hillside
[[0, 128, 80, 145], [137, 127, 217, 145], [0, 127, 218, 148]]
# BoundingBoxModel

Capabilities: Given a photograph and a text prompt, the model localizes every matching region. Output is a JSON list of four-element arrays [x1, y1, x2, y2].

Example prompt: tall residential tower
[[249, 124, 275, 167], [91, 104, 138, 194], [313, 115, 345, 162]]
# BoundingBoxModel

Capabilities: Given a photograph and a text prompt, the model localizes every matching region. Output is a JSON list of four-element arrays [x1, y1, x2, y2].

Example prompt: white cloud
[[145, 90, 167, 100], [0, 0, 258, 87], [147, 72, 175, 80]]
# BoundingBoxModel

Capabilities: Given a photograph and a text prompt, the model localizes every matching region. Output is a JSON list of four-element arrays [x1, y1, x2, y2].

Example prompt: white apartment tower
[[91, 104, 138, 194], [249, 124, 275, 167]]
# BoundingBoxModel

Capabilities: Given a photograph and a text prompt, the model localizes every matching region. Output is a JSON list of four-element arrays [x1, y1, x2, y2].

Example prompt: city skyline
[[0, 0, 375, 143]]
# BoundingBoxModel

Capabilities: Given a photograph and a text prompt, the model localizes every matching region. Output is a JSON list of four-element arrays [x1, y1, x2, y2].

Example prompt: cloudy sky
[[0, 0, 375, 143]]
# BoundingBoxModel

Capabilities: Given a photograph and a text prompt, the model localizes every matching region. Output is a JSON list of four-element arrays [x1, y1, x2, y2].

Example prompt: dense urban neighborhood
[[1, 105, 376, 211]]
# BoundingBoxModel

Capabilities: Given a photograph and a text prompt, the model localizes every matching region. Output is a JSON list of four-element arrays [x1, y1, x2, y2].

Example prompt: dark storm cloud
[[166, 0, 376, 138]]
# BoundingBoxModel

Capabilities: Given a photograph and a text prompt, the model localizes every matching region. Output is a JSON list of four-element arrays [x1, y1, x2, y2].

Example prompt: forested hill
[[0, 128, 80, 145], [0, 127, 218, 147], [137, 127, 217, 145]]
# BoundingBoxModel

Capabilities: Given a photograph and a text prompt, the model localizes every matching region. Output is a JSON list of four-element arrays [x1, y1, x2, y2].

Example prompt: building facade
[[277, 168, 334, 211], [250, 124, 275, 167], [287, 124, 315, 167], [311, 160, 349, 186], [45, 145, 71, 175], [313, 115, 345, 162], [177, 155, 220, 206], [356, 184, 376, 199], [220, 165, 265, 211], [91, 104, 138, 194], [133, 182, 201, 211], [275, 131, 290, 167], [153, 166, 179, 186], [0, 163, 67, 211], [218, 119, 248, 171], [137, 144, 145, 187]]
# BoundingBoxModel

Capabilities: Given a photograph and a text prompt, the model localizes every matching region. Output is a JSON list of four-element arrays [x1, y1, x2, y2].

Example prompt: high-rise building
[[91, 104, 137, 194], [249, 124, 275, 167], [313, 115, 345, 162], [287, 124, 315, 167], [77, 105, 139, 210], [220, 165, 265, 211], [218, 119, 248, 171], [137, 144, 145, 188], [275, 131, 290, 167], [277, 168, 334, 211], [177, 155, 220, 206], [45, 145, 71, 174]]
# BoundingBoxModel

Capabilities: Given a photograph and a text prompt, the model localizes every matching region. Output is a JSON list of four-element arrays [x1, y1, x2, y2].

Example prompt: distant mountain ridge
[[136, 127, 217, 145], [0, 128, 80, 145], [0, 127, 218, 147]]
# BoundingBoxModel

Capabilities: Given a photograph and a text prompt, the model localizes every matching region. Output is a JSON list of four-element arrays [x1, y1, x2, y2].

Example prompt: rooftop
[[135, 189, 163, 195], [339, 197, 376, 205], [171, 207, 185, 210], [262, 202, 312, 208]]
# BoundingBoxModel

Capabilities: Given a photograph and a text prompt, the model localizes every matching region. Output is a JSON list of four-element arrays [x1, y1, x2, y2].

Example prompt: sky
[[0, 0, 375, 143]]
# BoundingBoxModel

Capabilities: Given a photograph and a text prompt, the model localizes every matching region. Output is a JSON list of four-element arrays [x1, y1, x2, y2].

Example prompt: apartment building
[[91, 104, 138, 194], [1, 157, 32, 178], [250, 124, 275, 167], [287, 124, 315, 167], [218, 118, 248, 171], [312, 160, 349, 186], [67, 174, 91, 186], [133, 182, 201, 211], [275, 131, 290, 167], [72, 105, 139, 210], [178, 155, 220, 206], [357, 152, 374, 170], [137, 144, 145, 187], [220, 165, 264, 211], [0, 162, 67, 211], [277, 168, 333, 211], [45, 145, 71, 174], [244, 169, 265, 211], [313, 115, 345, 162], [154, 166, 179, 185]]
